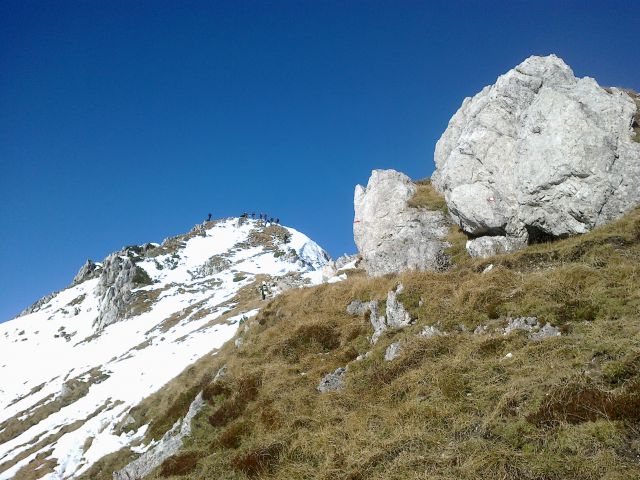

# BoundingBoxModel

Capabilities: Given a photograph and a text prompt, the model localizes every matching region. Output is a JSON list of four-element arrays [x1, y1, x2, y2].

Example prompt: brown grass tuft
[[159, 451, 203, 477], [231, 442, 285, 477]]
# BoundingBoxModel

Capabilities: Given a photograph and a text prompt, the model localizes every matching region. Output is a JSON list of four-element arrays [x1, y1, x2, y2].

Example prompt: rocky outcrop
[[385, 284, 413, 331], [347, 284, 415, 344], [317, 367, 346, 393], [94, 252, 152, 331], [72, 259, 101, 285], [433, 54, 640, 257], [354, 169, 450, 275], [113, 392, 204, 480], [384, 342, 402, 361], [321, 254, 360, 281], [346, 300, 375, 316], [503, 316, 561, 341]]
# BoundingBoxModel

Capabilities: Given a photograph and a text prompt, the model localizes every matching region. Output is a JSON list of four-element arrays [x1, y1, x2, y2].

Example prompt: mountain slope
[[112, 208, 640, 480], [0, 218, 330, 479]]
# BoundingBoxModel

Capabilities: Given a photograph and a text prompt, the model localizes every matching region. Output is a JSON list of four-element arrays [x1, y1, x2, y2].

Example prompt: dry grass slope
[[124, 207, 640, 480]]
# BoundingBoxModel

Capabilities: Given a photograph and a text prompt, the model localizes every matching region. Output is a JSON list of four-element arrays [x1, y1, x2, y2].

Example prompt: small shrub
[[213, 421, 251, 449], [208, 373, 262, 427], [202, 379, 231, 403], [131, 267, 153, 286], [527, 381, 640, 426], [279, 322, 341, 361], [159, 451, 202, 477], [231, 442, 285, 477]]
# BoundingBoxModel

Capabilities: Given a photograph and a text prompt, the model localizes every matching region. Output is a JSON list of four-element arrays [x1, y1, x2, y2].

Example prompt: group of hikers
[[205, 212, 280, 225], [240, 212, 280, 225]]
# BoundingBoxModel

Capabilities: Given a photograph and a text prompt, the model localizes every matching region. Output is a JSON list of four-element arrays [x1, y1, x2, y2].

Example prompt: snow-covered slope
[[0, 218, 330, 479]]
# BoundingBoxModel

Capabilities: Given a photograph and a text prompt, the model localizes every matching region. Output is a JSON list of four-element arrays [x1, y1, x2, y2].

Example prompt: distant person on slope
[[207, 213, 212, 222]]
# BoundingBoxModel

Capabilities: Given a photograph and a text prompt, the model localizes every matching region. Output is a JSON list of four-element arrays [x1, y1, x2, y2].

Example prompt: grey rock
[[113, 392, 204, 480], [385, 284, 412, 329], [368, 284, 413, 344], [530, 323, 562, 341], [503, 317, 539, 335], [354, 169, 451, 276], [369, 285, 415, 344], [95, 252, 151, 331], [503, 316, 561, 341], [482, 264, 494, 274], [433, 54, 640, 251], [466, 234, 527, 258], [369, 301, 386, 344], [72, 260, 102, 285], [213, 365, 227, 383], [420, 325, 442, 338], [16, 291, 58, 318], [322, 254, 360, 281], [346, 300, 375, 316], [317, 367, 346, 393], [473, 325, 488, 335], [384, 342, 402, 361]]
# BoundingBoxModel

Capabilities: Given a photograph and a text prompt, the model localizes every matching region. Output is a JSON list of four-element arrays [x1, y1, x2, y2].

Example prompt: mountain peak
[[0, 216, 330, 479]]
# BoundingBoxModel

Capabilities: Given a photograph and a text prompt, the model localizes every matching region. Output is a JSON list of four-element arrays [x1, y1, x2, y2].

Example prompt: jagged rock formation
[[354, 169, 450, 275], [347, 284, 414, 344], [94, 252, 152, 331], [72, 260, 102, 286], [433, 54, 640, 257], [113, 392, 204, 480]]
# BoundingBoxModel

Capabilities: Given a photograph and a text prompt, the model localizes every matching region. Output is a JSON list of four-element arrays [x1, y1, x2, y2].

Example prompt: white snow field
[[0, 218, 331, 479]]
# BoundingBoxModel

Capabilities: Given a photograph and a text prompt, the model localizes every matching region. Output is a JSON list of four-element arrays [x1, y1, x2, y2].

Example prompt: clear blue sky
[[1, 1, 638, 321]]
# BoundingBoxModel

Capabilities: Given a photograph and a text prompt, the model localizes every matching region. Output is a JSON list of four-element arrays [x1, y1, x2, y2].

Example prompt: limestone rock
[[317, 367, 346, 393], [503, 316, 561, 341], [346, 300, 375, 316], [369, 301, 386, 344], [384, 342, 402, 361], [503, 317, 539, 335], [466, 235, 526, 259], [386, 284, 413, 329], [433, 54, 640, 251], [94, 252, 152, 331], [114, 392, 204, 480], [354, 169, 451, 276], [72, 259, 101, 285], [322, 254, 360, 281], [530, 323, 562, 341], [473, 325, 488, 335], [419, 325, 442, 338], [369, 284, 415, 344]]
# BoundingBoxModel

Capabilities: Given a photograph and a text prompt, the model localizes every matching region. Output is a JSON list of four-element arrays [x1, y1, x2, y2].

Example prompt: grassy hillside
[[85, 207, 640, 480]]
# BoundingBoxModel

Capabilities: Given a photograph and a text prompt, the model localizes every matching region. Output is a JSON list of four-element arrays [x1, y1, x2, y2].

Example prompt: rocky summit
[[433, 54, 640, 257]]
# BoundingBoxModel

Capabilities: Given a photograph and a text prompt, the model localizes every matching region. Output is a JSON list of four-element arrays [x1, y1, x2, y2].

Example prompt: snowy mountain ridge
[[0, 217, 331, 479]]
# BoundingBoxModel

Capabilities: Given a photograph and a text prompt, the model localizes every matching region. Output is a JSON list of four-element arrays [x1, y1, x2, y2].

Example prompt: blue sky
[[1, 0, 638, 321]]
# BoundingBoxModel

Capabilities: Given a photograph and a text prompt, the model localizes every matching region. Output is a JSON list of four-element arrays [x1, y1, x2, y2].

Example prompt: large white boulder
[[433, 54, 640, 256], [354, 169, 450, 276]]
